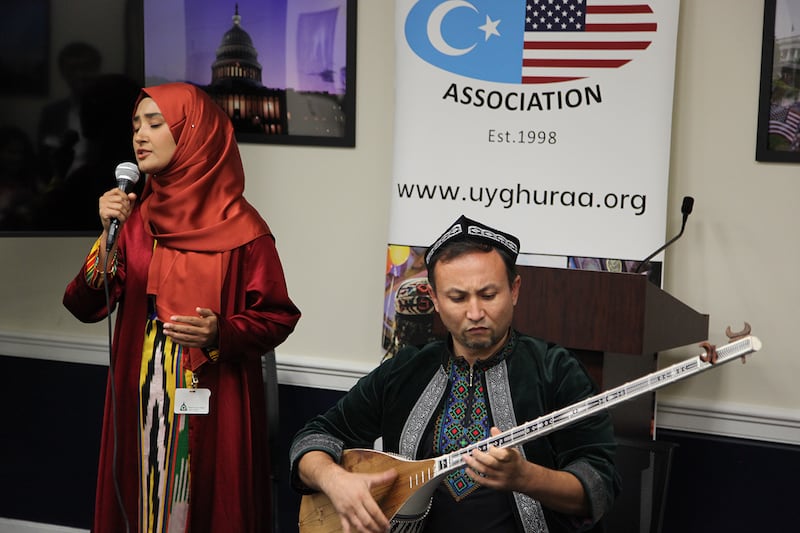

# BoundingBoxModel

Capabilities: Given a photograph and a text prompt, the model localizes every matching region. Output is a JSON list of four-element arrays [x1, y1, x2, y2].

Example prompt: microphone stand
[[634, 196, 694, 274]]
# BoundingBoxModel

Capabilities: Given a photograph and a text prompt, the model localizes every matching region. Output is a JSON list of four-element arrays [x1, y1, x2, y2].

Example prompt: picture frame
[[756, 0, 800, 162], [144, 0, 357, 148]]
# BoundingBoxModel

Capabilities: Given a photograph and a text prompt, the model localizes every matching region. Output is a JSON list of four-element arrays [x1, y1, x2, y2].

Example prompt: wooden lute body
[[298, 450, 439, 532], [298, 332, 762, 533]]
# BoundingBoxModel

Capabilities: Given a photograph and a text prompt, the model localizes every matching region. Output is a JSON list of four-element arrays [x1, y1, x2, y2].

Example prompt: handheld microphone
[[105, 162, 141, 252], [634, 196, 694, 274]]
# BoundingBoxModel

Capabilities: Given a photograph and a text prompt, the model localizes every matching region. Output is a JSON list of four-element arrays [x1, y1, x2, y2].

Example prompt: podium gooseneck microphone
[[105, 162, 141, 252], [634, 196, 694, 274]]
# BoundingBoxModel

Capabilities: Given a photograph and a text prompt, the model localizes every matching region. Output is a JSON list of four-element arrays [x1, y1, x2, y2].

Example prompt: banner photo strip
[[383, 0, 680, 352]]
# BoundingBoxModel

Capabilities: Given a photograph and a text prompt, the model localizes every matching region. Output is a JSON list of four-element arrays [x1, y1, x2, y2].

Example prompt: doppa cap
[[424, 215, 520, 269]]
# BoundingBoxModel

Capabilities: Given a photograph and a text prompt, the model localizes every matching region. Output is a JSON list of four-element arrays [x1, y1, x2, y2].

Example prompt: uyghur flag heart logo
[[404, 0, 657, 84]]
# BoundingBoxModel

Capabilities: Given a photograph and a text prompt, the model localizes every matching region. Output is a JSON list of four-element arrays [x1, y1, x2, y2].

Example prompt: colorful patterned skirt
[[138, 316, 191, 533]]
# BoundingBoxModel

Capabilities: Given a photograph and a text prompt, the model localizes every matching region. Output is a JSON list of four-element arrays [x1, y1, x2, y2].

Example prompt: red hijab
[[137, 82, 269, 320]]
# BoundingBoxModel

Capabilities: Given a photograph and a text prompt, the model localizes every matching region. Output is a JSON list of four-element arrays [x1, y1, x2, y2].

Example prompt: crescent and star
[[426, 0, 501, 56]]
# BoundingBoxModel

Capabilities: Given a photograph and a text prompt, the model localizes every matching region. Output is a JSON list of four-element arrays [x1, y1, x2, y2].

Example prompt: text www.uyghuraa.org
[[396, 183, 647, 215]]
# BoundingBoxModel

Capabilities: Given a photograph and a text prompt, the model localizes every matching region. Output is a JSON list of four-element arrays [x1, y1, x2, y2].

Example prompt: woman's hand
[[163, 307, 220, 349], [99, 188, 136, 234]]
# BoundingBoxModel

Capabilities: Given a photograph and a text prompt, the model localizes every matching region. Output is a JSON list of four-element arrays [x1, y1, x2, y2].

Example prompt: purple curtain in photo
[[295, 7, 338, 92]]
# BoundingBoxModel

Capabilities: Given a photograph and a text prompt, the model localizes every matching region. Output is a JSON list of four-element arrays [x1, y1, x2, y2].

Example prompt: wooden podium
[[513, 265, 709, 438]]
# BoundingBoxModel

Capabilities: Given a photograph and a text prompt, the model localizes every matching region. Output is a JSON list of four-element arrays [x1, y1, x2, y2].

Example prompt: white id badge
[[174, 388, 211, 415]]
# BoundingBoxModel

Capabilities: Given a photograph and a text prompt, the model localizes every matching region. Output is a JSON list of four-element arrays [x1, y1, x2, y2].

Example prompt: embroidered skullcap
[[424, 215, 520, 269], [394, 277, 435, 316], [386, 277, 437, 360]]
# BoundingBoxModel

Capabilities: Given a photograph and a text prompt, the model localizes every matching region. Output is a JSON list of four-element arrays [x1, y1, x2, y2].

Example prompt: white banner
[[389, 0, 679, 260]]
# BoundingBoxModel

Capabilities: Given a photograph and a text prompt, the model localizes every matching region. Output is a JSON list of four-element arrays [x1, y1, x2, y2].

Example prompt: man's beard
[[459, 330, 499, 351]]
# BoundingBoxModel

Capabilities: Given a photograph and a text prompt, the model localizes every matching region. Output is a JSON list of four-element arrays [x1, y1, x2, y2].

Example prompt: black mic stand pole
[[634, 196, 694, 274]]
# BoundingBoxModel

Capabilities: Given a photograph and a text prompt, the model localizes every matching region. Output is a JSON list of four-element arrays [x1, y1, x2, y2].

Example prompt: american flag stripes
[[769, 105, 800, 143], [523, 0, 657, 83]]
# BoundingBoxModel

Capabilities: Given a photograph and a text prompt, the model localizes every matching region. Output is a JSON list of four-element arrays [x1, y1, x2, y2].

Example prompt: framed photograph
[[144, 0, 357, 148], [756, 0, 800, 162]]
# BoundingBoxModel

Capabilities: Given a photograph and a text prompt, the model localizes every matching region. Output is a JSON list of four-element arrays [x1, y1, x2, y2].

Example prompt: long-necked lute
[[298, 330, 762, 533]]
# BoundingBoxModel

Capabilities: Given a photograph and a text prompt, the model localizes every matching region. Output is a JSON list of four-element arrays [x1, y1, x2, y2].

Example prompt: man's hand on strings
[[318, 463, 397, 533], [463, 427, 529, 493]]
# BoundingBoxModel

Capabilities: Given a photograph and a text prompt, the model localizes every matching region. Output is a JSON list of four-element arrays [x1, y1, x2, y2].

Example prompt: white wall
[[1, 1, 798, 443]]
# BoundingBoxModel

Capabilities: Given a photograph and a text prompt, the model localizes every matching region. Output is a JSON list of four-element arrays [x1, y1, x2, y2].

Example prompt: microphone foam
[[681, 196, 694, 215], [115, 162, 141, 184]]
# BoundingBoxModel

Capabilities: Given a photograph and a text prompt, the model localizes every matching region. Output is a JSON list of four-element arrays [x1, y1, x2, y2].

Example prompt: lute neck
[[435, 335, 761, 476]]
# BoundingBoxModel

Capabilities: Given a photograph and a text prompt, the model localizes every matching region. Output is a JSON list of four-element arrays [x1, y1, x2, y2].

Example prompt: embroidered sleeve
[[85, 238, 118, 288], [289, 433, 345, 494]]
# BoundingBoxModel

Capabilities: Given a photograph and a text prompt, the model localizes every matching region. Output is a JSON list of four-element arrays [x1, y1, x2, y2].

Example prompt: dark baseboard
[[657, 429, 798, 533]]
